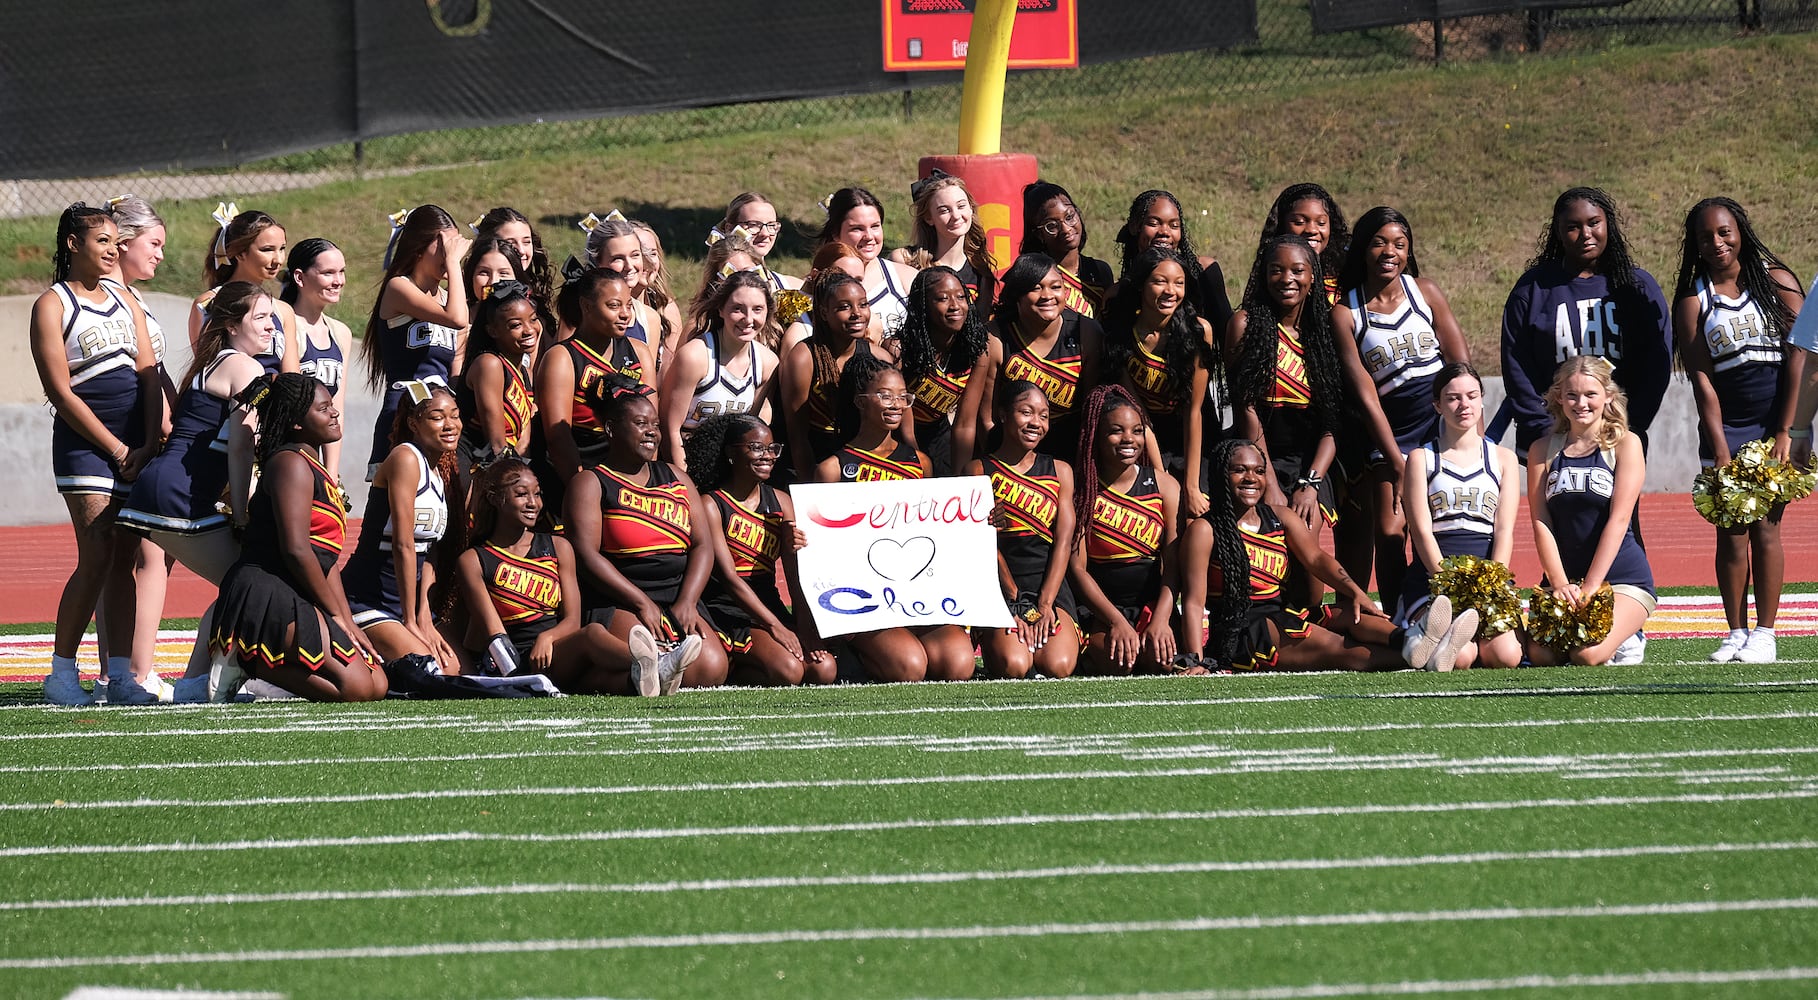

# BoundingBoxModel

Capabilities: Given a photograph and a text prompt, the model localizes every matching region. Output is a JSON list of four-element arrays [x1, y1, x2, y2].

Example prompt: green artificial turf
[[2, 638, 1817, 997]]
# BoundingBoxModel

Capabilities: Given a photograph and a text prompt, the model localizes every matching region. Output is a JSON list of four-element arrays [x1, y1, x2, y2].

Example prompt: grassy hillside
[[3, 33, 1813, 364]]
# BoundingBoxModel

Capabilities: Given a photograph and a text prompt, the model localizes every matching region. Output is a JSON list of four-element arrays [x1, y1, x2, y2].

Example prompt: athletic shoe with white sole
[[42, 671, 94, 706], [1709, 629, 1748, 663], [657, 635, 703, 695], [1608, 630, 1647, 666], [628, 625, 660, 697], [1734, 629, 1778, 664], [208, 655, 247, 703], [1427, 608, 1480, 673], [1401, 595, 1452, 670], [105, 673, 160, 706]]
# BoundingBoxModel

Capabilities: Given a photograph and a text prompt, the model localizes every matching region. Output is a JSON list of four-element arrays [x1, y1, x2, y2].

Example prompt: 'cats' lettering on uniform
[[406, 321, 457, 351], [1546, 463, 1614, 500], [1554, 298, 1623, 362], [302, 357, 345, 391]]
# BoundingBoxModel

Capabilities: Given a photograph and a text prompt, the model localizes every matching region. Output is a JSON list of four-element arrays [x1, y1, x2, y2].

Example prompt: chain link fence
[[4, 0, 1812, 218]]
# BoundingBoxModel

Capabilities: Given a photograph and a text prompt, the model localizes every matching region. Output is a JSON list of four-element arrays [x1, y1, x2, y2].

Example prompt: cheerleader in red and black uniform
[[1068, 386, 1184, 675], [457, 280, 540, 473], [894, 266, 990, 476], [810, 358, 972, 683], [982, 253, 1104, 460], [965, 381, 1080, 679], [781, 272, 897, 481], [207, 374, 384, 701], [685, 414, 832, 686], [566, 374, 722, 691], [537, 267, 656, 512], [1253, 183, 1349, 308], [1020, 181, 1113, 318]]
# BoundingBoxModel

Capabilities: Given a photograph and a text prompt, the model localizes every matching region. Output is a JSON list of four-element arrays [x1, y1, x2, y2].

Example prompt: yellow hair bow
[[469, 215, 484, 235], [107, 194, 133, 210], [817, 193, 836, 214], [394, 379, 439, 407], [577, 212, 601, 234], [388, 208, 410, 232], [706, 224, 754, 248], [210, 201, 240, 267]]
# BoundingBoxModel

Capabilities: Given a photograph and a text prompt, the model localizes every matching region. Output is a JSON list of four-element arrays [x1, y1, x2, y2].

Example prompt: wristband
[[485, 634, 519, 676], [1789, 429, 1811, 440]]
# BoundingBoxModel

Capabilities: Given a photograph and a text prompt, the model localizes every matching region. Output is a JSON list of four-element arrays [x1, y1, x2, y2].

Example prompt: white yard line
[[915, 966, 1818, 999], [4, 789, 1814, 858], [2, 897, 1811, 969], [4, 839, 1809, 912]]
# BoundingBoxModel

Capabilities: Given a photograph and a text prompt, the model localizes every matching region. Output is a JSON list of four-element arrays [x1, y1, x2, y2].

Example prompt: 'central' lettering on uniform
[[492, 563, 560, 607], [1091, 495, 1162, 549], [616, 488, 685, 523]]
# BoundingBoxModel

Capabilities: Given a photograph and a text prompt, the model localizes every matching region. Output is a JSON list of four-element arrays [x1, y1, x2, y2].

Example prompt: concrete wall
[[0, 292, 1706, 525]]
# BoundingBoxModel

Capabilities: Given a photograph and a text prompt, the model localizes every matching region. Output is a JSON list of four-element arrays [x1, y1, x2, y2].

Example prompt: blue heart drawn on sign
[[867, 536, 936, 581]]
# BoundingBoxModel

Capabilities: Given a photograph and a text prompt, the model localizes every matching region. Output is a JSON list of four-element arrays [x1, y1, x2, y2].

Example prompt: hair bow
[[817, 192, 837, 214], [484, 279, 527, 300], [909, 167, 954, 202], [107, 194, 133, 210], [704, 224, 753, 249], [394, 379, 439, 407], [210, 201, 239, 267], [469, 215, 485, 235], [382, 208, 411, 269]]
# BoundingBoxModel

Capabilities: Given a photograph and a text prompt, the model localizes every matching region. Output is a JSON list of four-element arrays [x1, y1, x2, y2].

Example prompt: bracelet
[[1295, 472, 1322, 491], [111, 443, 128, 464]]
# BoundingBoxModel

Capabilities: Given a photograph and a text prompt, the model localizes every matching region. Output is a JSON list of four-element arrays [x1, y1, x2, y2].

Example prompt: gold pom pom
[[1430, 554, 1524, 638], [1527, 581, 1615, 649], [1693, 439, 1818, 527], [775, 289, 812, 327]]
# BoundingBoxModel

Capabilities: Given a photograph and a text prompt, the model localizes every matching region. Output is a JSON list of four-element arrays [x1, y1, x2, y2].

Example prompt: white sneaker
[[1735, 629, 1778, 664], [145, 674, 176, 703], [104, 673, 160, 706], [1709, 629, 1748, 663], [657, 635, 703, 695], [1428, 609, 1480, 673], [240, 678, 301, 701], [1608, 630, 1647, 666], [208, 655, 247, 703], [42, 670, 94, 706], [628, 625, 660, 698], [1403, 596, 1451, 670], [171, 675, 209, 703]]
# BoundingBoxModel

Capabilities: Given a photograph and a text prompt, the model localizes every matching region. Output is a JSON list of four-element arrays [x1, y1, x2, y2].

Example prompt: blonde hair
[[906, 175, 993, 277], [1545, 355, 1629, 450]]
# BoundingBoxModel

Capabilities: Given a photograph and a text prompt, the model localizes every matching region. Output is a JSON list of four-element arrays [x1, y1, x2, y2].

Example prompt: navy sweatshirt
[[1499, 261, 1672, 453]]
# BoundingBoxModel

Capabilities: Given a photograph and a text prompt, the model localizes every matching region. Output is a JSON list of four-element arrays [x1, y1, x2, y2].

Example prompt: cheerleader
[[357, 205, 469, 477], [1499, 187, 1672, 455], [1527, 357, 1655, 666], [463, 237, 521, 304], [190, 207, 297, 373], [1069, 385, 1182, 675], [471, 206, 554, 329], [963, 381, 1081, 679], [660, 270, 780, 463], [1111, 189, 1233, 338], [32, 205, 161, 705], [781, 272, 896, 482], [1020, 181, 1113, 318], [813, 188, 919, 340], [1253, 184, 1349, 305], [780, 241, 866, 357], [280, 238, 352, 477], [537, 267, 657, 504], [457, 281, 541, 470], [206, 374, 384, 702], [1398, 363, 1525, 670], [719, 192, 802, 289], [343, 382, 461, 668], [629, 222, 683, 366], [682, 231, 765, 336], [1672, 197, 1806, 663], [684, 413, 829, 686], [984, 253, 1105, 459], [1181, 439, 1431, 673], [578, 217, 671, 358], [812, 358, 973, 682], [893, 266, 990, 475], [456, 457, 684, 695], [1331, 206, 1469, 599], [565, 374, 723, 691], [890, 169, 997, 317], [1102, 247, 1217, 516]]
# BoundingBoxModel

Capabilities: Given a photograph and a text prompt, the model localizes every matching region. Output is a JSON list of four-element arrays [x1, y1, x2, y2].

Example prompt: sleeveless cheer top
[[684, 329, 763, 431], [869, 264, 910, 338], [119, 349, 241, 533], [1424, 439, 1501, 541], [986, 453, 1063, 584], [1124, 334, 1177, 416], [476, 532, 563, 640], [357, 443, 449, 555], [1086, 464, 1165, 609], [1345, 275, 1445, 449], [297, 321, 346, 396], [1542, 436, 1653, 592], [592, 460, 692, 592], [1693, 274, 1782, 422], [240, 446, 347, 577], [999, 312, 1085, 415], [563, 335, 643, 452], [1208, 502, 1294, 606], [52, 281, 138, 392], [458, 351, 535, 455], [836, 437, 923, 483]]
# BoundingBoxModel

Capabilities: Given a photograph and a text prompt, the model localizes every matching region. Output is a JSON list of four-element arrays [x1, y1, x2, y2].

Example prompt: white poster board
[[791, 476, 1015, 638]]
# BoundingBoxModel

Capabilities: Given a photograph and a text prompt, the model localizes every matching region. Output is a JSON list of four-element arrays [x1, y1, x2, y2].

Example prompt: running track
[[0, 495, 1812, 624]]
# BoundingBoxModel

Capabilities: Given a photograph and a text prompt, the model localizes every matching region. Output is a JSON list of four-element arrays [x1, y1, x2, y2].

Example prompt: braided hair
[[1674, 196, 1801, 335], [806, 271, 867, 399], [1071, 384, 1148, 546], [1115, 190, 1208, 289], [897, 266, 988, 393], [1258, 183, 1349, 281], [1203, 438, 1262, 670], [51, 203, 114, 282], [684, 412, 770, 495], [467, 456, 552, 545], [834, 353, 898, 446], [1101, 247, 1215, 413], [1528, 187, 1655, 340], [1230, 235, 1344, 438], [237, 372, 322, 467], [1337, 206, 1421, 293]]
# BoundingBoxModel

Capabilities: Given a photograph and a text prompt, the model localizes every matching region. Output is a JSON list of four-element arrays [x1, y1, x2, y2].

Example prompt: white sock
[[106, 656, 134, 682], [1729, 628, 1748, 643], [1753, 626, 1775, 637], [49, 654, 78, 676]]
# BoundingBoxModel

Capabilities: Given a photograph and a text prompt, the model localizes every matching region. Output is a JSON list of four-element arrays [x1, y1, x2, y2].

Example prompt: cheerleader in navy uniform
[[1069, 386, 1184, 676], [890, 170, 998, 318], [1673, 197, 1807, 664], [189, 207, 296, 374], [206, 374, 383, 701], [1331, 207, 1470, 602], [982, 253, 1105, 460], [538, 267, 656, 510], [964, 381, 1081, 679], [814, 188, 919, 341], [661, 270, 781, 463], [1102, 247, 1218, 516], [281, 238, 351, 477], [1527, 358, 1656, 666], [1110, 189, 1233, 340], [32, 204, 162, 705], [893, 266, 990, 476], [358, 205, 469, 477], [456, 457, 679, 695], [566, 374, 721, 691], [1253, 184, 1349, 307], [719, 193, 802, 290], [781, 272, 896, 481], [810, 359, 973, 683], [1020, 181, 1113, 318], [1398, 364, 1525, 670], [344, 382, 461, 669], [1499, 187, 1672, 456], [685, 414, 829, 686]]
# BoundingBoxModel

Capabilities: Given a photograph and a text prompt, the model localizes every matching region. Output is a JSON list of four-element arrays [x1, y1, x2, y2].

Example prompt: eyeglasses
[[1036, 207, 1080, 238], [862, 391, 911, 405], [740, 443, 784, 457], [739, 221, 782, 235]]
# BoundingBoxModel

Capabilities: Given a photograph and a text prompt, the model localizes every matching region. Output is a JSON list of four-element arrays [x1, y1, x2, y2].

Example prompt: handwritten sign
[[792, 476, 1014, 638]]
